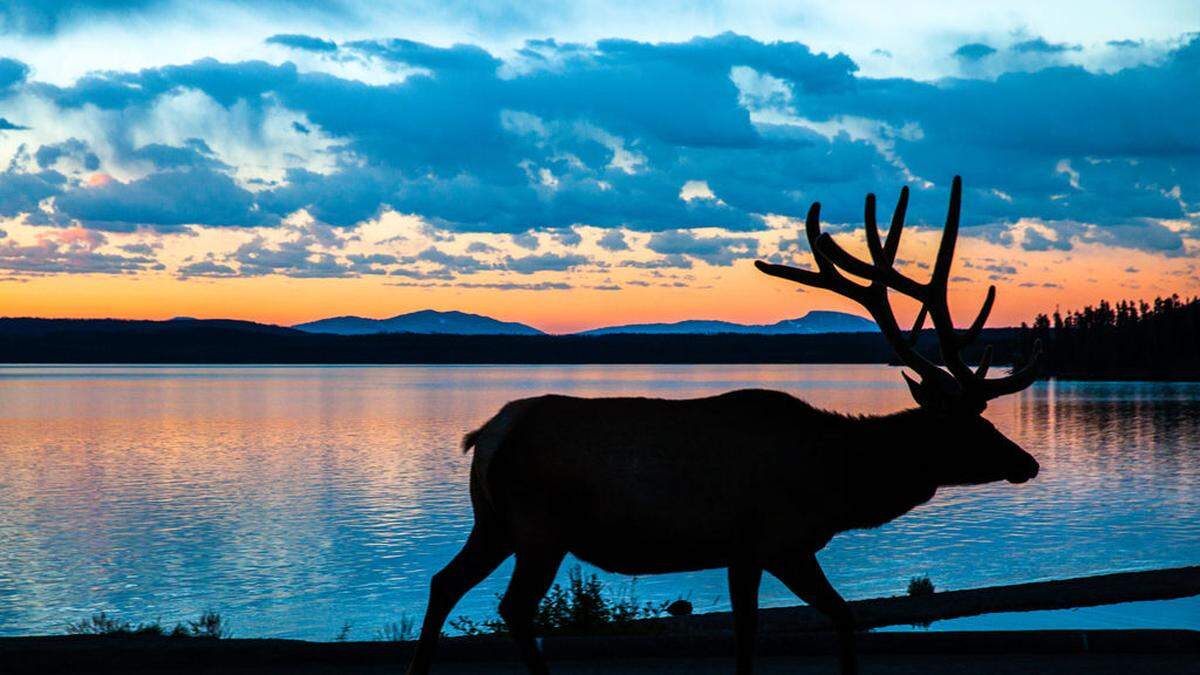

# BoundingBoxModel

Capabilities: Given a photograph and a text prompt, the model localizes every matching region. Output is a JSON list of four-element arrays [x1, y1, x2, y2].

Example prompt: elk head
[[756, 176, 1041, 486]]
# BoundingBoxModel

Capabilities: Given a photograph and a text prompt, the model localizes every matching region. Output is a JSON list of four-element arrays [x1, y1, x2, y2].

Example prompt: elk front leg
[[766, 555, 857, 675], [727, 564, 763, 675]]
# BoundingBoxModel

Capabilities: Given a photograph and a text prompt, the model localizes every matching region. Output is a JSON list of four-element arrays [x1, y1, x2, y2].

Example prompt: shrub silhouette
[[449, 566, 666, 637], [907, 575, 935, 597], [66, 610, 228, 639]]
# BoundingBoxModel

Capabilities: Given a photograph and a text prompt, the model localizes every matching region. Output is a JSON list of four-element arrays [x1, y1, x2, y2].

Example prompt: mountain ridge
[[292, 309, 545, 336], [578, 310, 875, 336]]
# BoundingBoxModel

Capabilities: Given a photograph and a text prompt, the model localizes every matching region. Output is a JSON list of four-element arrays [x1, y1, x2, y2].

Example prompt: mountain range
[[291, 309, 875, 336]]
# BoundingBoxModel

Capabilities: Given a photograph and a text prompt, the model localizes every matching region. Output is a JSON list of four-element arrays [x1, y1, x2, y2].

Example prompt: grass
[[450, 565, 668, 637], [375, 615, 417, 642], [66, 610, 230, 639]]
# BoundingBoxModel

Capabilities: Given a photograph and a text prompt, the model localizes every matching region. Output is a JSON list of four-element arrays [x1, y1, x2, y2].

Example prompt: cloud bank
[[0, 30, 1195, 281]]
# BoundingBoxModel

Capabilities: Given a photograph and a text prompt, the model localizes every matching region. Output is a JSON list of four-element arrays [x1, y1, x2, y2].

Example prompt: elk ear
[[902, 371, 931, 408], [903, 371, 952, 414]]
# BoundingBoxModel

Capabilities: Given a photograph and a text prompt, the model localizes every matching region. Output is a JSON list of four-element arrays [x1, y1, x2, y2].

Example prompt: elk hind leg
[[498, 549, 565, 675], [406, 525, 511, 675], [766, 555, 858, 675]]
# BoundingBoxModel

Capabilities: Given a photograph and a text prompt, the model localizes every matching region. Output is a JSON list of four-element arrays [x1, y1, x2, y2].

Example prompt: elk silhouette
[[405, 176, 1042, 675]]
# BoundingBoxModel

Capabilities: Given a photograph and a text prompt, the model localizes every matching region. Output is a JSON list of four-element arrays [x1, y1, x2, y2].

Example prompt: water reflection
[[0, 365, 1196, 640]]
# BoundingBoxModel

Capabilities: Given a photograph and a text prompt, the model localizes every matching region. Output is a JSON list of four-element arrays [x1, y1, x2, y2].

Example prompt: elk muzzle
[[1007, 452, 1040, 484]]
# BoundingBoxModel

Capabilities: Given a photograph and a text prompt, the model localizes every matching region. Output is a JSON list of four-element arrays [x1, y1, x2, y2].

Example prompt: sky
[[0, 1, 1196, 333]]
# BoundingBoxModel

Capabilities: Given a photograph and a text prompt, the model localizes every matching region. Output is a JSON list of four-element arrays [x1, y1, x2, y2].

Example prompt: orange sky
[[3, 214, 1194, 333]]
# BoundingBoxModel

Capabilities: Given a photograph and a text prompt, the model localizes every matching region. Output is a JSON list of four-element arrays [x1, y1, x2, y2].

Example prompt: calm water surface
[[0, 365, 1197, 640]]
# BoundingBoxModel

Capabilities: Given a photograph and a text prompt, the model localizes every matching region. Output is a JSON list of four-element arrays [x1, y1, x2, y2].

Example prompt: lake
[[0, 364, 1197, 641]]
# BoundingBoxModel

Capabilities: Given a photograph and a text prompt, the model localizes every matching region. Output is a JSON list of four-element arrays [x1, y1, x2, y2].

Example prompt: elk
[[405, 176, 1042, 675]]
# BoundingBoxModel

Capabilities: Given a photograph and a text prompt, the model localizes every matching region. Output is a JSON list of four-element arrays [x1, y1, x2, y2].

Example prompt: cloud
[[510, 231, 539, 250], [0, 227, 157, 274], [177, 259, 238, 277], [228, 235, 350, 277], [266, 33, 338, 52], [390, 280, 573, 291], [1012, 38, 1082, 54], [0, 1, 163, 34], [0, 30, 1191, 276], [0, 117, 28, 130], [1021, 226, 1072, 252], [54, 167, 276, 231], [0, 1, 333, 35], [646, 230, 757, 266], [549, 226, 582, 246], [405, 246, 494, 274], [505, 252, 590, 274], [953, 43, 996, 61], [127, 139, 227, 170], [597, 229, 629, 251], [0, 58, 29, 90], [0, 170, 66, 217], [35, 139, 100, 171]]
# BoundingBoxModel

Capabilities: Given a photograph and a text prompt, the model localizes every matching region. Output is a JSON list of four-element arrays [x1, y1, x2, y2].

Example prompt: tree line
[[1014, 294, 1200, 380]]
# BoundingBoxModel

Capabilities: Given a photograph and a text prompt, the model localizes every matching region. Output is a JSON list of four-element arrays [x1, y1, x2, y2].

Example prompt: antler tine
[[883, 186, 908, 264], [864, 194, 886, 266], [922, 178, 1038, 403], [975, 345, 994, 379], [755, 202, 868, 300], [976, 339, 1043, 399], [803, 204, 835, 278], [929, 176, 961, 294], [815, 233, 926, 298], [960, 285, 996, 347], [921, 176, 979, 385], [907, 304, 928, 346], [808, 182, 925, 297]]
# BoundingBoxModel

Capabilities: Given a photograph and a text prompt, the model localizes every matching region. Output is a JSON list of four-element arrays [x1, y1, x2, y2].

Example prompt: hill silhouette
[[578, 310, 874, 335], [0, 317, 1016, 365], [293, 309, 544, 335]]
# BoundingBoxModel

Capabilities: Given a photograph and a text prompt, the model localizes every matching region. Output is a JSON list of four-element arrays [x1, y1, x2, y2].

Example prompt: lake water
[[0, 364, 1197, 641]]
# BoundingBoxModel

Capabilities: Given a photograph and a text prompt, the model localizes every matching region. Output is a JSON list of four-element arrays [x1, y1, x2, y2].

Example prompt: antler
[[756, 176, 1041, 408]]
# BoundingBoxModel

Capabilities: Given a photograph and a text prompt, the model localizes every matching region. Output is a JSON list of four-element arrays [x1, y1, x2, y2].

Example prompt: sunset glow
[[0, 2, 1195, 331]]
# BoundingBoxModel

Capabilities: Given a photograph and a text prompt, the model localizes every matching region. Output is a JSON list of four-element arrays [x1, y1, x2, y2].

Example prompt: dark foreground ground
[[4, 630, 1198, 675]]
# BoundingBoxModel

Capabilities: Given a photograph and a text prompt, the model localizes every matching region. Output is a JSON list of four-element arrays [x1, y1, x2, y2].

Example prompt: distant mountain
[[292, 309, 545, 336], [578, 310, 875, 335]]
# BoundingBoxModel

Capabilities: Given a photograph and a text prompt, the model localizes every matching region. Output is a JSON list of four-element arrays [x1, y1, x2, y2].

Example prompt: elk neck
[[823, 407, 944, 532]]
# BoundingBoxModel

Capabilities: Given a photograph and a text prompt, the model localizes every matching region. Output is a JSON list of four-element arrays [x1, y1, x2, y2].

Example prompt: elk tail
[[463, 398, 539, 509], [462, 427, 483, 453]]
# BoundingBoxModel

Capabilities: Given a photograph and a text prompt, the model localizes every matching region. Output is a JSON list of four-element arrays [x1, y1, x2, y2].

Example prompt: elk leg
[[406, 525, 511, 675], [766, 556, 857, 675], [728, 564, 763, 675], [498, 549, 565, 675]]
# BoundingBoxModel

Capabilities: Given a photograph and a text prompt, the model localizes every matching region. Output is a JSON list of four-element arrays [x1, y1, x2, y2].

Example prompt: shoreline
[[5, 567, 1197, 672], [4, 629, 1197, 674]]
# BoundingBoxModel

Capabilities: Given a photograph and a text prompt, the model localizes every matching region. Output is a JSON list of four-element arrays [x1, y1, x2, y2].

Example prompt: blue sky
[[0, 1, 1196, 329]]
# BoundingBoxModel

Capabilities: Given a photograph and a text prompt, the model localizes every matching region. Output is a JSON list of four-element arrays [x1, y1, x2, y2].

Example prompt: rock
[[666, 599, 693, 617]]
